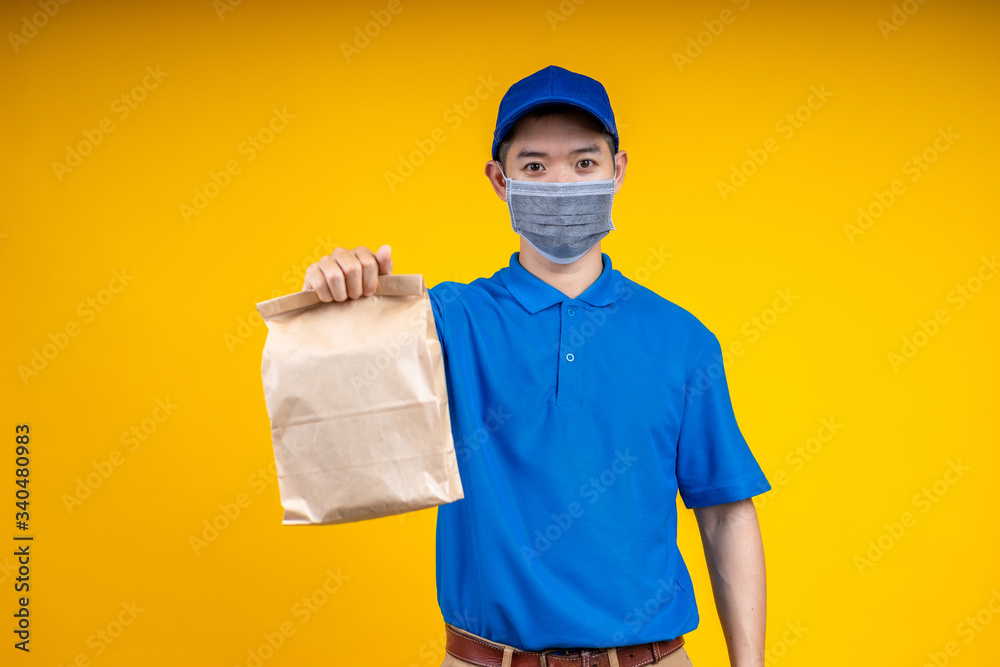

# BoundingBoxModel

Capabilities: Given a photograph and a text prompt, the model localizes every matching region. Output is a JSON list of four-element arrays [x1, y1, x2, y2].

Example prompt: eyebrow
[[515, 144, 603, 160]]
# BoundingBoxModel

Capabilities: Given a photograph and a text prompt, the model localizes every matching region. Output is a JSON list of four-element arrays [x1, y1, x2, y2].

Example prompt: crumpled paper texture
[[256, 274, 463, 525]]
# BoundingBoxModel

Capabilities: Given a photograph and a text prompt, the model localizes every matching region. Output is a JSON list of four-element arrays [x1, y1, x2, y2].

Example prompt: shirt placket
[[556, 300, 583, 407]]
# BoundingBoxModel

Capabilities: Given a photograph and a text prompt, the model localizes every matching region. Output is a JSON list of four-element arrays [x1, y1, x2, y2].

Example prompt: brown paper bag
[[256, 274, 463, 525]]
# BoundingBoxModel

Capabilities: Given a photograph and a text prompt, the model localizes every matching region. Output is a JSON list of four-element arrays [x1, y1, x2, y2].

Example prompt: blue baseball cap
[[491, 65, 619, 162]]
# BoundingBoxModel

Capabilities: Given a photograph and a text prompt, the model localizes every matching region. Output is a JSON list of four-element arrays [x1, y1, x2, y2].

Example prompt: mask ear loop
[[496, 160, 519, 231], [495, 159, 507, 182], [608, 156, 617, 231]]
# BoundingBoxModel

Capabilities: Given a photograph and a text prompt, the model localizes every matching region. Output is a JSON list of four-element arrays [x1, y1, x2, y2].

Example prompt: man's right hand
[[302, 244, 393, 302]]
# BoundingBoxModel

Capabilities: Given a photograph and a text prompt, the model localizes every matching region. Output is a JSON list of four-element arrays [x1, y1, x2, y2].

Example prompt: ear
[[485, 160, 508, 202], [612, 150, 628, 195]]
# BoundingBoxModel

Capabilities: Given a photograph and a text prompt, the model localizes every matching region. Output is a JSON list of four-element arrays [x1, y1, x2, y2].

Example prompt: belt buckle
[[538, 647, 561, 667], [538, 647, 595, 667]]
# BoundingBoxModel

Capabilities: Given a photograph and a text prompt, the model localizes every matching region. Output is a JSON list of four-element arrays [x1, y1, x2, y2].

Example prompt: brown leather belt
[[445, 623, 685, 667]]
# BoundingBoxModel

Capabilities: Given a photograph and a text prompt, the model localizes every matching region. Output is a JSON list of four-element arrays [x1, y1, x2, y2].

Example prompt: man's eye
[[526, 163, 543, 172], [578, 159, 593, 168]]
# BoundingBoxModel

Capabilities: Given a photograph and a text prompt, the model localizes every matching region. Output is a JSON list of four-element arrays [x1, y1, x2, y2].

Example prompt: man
[[303, 65, 770, 667]]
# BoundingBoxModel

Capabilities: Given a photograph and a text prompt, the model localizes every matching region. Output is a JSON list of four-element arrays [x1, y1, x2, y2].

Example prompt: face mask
[[496, 161, 616, 264]]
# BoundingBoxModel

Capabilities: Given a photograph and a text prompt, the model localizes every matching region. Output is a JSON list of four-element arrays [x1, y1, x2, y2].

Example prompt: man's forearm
[[694, 498, 767, 667]]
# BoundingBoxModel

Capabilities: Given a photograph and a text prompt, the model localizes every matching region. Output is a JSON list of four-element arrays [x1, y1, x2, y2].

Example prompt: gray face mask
[[497, 161, 616, 264]]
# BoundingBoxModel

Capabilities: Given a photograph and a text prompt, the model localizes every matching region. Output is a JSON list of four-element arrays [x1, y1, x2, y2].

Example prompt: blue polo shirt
[[427, 252, 770, 651]]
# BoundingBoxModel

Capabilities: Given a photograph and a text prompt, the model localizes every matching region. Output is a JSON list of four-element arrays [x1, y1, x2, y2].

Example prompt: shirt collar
[[502, 251, 624, 314]]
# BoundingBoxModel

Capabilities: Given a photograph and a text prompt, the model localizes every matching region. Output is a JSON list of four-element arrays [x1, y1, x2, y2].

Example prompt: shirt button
[[567, 308, 576, 316], [565, 353, 575, 362]]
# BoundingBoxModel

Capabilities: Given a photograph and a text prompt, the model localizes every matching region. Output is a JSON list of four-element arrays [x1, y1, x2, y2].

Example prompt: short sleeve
[[676, 334, 771, 508], [428, 283, 447, 349]]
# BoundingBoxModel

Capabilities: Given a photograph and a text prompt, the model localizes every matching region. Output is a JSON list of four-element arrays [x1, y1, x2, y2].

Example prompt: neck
[[517, 241, 604, 299]]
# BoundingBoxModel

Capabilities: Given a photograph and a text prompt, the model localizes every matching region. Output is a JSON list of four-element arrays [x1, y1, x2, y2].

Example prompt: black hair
[[496, 103, 616, 172]]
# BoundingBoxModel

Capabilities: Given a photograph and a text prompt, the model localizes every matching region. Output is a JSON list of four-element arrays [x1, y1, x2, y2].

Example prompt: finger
[[354, 246, 379, 297], [302, 263, 334, 302], [334, 247, 365, 299], [375, 244, 393, 275], [317, 252, 349, 301]]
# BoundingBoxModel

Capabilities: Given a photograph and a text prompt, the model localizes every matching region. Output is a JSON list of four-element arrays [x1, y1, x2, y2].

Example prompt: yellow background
[[3, 0, 999, 665]]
